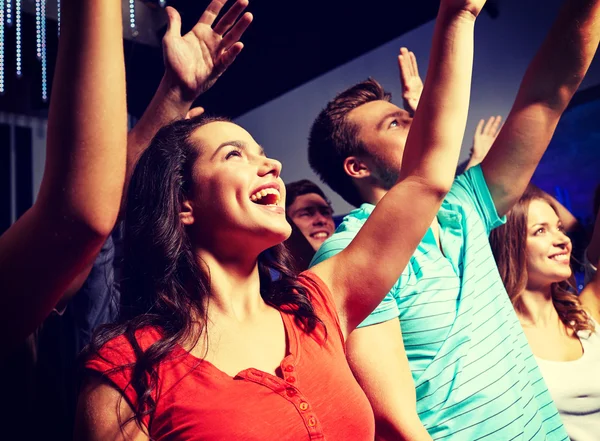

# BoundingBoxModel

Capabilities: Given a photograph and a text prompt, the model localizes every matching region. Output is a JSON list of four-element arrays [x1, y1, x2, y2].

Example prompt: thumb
[[185, 107, 205, 119], [165, 6, 182, 37]]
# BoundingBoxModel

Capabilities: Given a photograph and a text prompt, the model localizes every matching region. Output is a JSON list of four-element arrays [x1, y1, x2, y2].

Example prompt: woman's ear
[[179, 200, 195, 226]]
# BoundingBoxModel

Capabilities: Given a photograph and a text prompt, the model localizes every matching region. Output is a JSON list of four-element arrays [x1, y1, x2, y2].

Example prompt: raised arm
[[311, 0, 484, 335], [0, 0, 126, 347], [125, 0, 252, 194], [481, 0, 600, 217]]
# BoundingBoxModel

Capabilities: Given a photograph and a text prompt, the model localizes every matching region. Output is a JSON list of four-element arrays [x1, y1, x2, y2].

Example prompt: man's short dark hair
[[308, 78, 391, 207], [285, 179, 331, 209]]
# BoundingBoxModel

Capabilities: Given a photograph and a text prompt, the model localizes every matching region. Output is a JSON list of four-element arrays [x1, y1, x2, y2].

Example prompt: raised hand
[[398, 47, 423, 115], [472, 115, 502, 162], [162, 0, 253, 102]]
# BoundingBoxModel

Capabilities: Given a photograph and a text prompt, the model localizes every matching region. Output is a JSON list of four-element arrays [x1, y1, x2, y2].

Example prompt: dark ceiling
[[0, 0, 500, 119]]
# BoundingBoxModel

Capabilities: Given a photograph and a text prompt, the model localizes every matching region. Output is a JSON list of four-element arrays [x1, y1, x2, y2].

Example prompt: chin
[[261, 225, 292, 247]]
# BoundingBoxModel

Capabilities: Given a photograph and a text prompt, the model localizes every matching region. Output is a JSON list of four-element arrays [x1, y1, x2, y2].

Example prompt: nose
[[554, 230, 571, 248], [313, 211, 329, 226], [258, 157, 282, 179]]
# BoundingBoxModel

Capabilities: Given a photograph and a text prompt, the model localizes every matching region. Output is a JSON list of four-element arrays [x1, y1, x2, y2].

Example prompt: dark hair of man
[[285, 179, 332, 210], [83, 115, 323, 431], [308, 78, 391, 207]]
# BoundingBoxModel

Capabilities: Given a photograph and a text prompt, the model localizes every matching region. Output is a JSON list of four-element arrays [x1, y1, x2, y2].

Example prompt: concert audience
[[308, 0, 600, 438], [490, 185, 600, 441], [73, 0, 479, 438]]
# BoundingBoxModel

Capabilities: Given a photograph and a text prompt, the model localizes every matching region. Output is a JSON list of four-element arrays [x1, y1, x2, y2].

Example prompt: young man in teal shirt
[[309, 0, 600, 439]]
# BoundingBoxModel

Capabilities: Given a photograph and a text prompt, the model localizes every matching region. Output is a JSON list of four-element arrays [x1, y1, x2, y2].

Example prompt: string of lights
[[35, 0, 41, 59], [129, 0, 136, 32], [0, 0, 5, 94], [41, 0, 47, 101], [6, 0, 11, 26], [15, 0, 21, 77], [1, 0, 158, 99]]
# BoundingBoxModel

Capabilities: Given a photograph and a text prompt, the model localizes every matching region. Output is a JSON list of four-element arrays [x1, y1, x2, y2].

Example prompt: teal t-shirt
[[310, 165, 568, 440]]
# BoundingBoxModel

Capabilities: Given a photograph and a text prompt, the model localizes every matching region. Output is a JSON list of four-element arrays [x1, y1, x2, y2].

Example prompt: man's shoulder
[[309, 204, 375, 267]]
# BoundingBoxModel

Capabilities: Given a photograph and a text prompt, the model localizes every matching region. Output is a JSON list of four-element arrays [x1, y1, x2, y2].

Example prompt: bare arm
[[481, 0, 600, 217], [74, 377, 148, 441], [311, 0, 483, 335], [0, 0, 127, 346], [347, 320, 433, 441], [125, 0, 252, 198]]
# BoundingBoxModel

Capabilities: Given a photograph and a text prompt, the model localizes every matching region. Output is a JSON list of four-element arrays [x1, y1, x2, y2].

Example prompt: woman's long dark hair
[[490, 185, 593, 334], [83, 115, 322, 432]]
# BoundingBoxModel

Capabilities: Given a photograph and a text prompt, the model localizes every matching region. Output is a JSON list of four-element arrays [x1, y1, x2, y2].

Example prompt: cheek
[[293, 218, 312, 231]]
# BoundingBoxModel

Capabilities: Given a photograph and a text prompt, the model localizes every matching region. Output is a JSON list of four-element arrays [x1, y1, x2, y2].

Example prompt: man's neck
[[363, 187, 388, 206]]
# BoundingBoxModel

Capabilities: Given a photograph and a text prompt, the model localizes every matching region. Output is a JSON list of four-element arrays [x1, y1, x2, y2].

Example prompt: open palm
[[163, 0, 252, 102]]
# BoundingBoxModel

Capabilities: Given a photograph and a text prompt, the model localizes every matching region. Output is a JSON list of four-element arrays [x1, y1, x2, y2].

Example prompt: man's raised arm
[[481, 0, 600, 217]]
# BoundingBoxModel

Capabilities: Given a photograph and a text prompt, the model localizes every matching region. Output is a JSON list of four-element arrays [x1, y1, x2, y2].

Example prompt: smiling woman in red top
[[74, 0, 486, 439]]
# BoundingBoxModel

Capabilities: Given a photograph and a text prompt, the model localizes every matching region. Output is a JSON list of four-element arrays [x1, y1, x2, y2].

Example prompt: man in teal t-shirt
[[307, 1, 600, 439]]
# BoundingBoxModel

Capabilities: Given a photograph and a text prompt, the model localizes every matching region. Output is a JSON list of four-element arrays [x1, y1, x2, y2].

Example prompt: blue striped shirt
[[310, 165, 568, 440]]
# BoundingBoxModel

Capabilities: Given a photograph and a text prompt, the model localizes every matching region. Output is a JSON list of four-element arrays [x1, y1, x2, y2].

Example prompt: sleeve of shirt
[[356, 281, 401, 328], [446, 164, 506, 235], [310, 231, 355, 267], [85, 335, 144, 421]]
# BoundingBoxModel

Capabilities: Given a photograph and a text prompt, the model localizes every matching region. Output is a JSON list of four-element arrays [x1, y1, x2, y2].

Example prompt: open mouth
[[549, 252, 569, 262], [250, 188, 281, 207], [310, 231, 330, 240]]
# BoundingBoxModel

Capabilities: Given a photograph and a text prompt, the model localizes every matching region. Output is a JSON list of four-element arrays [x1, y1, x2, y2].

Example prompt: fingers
[[398, 47, 420, 82], [214, 42, 244, 77], [410, 51, 420, 77], [213, 0, 249, 35], [490, 115, 503, 135], [198, 0, 228, 27], [476, 116, 503, 137], [475, 118, 485, 135], [185, 107, 205, 119], [483, 116, 495, 135], [165, 6, 182, 38], [220, 12, 253, 51], [398, 47, 412, 85]]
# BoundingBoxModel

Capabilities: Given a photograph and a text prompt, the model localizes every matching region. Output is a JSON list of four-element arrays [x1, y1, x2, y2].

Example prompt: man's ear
[[179, 200, 195, 226], [343, 156, 371, 179]]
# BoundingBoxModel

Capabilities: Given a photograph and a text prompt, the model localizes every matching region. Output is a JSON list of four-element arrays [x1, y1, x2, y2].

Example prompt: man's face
[[287, 193, 335, 251], [346, 100, 413, 189]]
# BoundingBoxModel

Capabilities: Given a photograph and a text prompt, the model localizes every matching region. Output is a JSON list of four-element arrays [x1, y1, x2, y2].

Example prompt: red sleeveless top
[[85, 271, 375, 440]]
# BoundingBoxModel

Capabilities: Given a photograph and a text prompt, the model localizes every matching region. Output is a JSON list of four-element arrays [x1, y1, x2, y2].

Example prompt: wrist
[[438, 3, 480, 24], [156, 74, 195, 117]]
